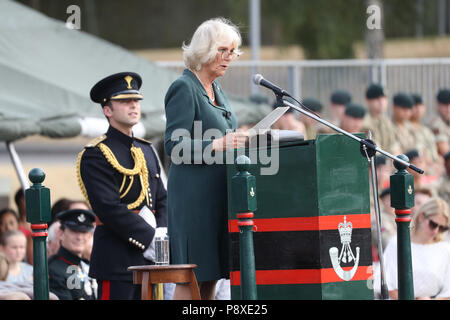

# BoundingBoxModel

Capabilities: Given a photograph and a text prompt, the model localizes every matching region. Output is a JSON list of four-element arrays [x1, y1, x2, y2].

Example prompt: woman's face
[[0, 212, 19, 234], [203, 44, 235, 79], [2, 234, 27, 263], [417, 212, 448, 243]]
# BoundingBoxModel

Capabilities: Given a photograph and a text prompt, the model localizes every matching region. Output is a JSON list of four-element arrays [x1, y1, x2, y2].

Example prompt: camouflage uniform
[[362, 114, 400, 155], [392, 121, 416, 154], [436, 174, 450, 204], [430, 116, 450, 147], [411, 123, 439, 163]]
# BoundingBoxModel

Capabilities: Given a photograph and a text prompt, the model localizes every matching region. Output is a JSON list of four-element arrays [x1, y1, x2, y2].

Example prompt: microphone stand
[[280, 96, 424, 174], [274, 93, 424, 300], [363, 131, 389, 300]]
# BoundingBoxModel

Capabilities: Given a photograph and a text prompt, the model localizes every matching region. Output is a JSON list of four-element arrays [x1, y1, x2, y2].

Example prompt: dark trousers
[[98, 280, 141, 300]]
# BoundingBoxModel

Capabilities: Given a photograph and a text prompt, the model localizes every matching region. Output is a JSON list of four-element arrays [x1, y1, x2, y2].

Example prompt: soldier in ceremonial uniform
[[48, 209, 97, 300], [77, 72, 167, 300], [391, 93, 416, 154], [430, 89, 450, 156], [362, 84, 400, 155]]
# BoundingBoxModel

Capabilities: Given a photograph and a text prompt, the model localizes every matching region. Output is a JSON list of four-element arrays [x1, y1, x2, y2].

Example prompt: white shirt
[[6, 262, 33, 284], [384, 237, 450, 298]]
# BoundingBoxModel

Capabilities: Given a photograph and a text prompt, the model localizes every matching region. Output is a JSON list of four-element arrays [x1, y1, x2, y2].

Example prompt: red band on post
[[31, 224, 48, 230], [395, 217, 412, 223], [237, 212, 254, 219], [237, 221, 254, 227], [31, 232, 48, 237], [395, 209, 411, 215]]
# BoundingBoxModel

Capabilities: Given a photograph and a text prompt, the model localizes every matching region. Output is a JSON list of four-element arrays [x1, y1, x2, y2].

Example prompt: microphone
[[252, 74, 290, 97]]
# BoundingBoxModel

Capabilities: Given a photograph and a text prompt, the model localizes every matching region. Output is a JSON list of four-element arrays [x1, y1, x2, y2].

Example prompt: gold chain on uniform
[[76, 143, 149, 210]]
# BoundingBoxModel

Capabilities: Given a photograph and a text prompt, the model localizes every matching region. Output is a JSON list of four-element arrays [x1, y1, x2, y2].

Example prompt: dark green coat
[[164, 69, 237, 282]]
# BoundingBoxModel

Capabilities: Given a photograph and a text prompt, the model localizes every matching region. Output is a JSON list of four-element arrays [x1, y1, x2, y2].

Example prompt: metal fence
[[157, 58, 450, 123]]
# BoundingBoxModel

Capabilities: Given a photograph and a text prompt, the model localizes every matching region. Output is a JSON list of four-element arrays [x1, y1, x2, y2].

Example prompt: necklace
[[192, 70, 215, 102], [210, 88, 215, 102]]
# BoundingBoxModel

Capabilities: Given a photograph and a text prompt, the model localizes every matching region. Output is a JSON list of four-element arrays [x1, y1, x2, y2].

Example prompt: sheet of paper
[[250, 106, 290, 134]]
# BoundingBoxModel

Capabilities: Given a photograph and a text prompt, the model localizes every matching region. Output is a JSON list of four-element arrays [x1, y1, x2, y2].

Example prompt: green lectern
[[227, 133, 374, 300]]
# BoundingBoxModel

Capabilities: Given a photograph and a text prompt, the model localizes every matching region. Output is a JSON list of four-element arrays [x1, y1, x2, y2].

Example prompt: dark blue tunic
[[79, 125, 167, 282]]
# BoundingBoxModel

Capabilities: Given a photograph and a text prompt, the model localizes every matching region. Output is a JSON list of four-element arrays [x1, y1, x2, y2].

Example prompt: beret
[[404, 149, 420, 161], [331, 90, 352, 105], [380, 187, 390, 198], [345, 102, 367, 118], [301, 97, 323, 112], [375, 155, 387, 166], [437, 89, 450, 104], [393, 93, 414, 109], [444, 150, 450, 160], [366, 83, 385, 99], [411, 93, 423, 105]]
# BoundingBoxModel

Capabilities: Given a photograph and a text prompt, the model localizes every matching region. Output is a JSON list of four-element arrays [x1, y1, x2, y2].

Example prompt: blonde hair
[[182, 17, 242, 71], [0, 229, 26, 246], [0, 252, 8, 281], [413, 197, 449, 242]]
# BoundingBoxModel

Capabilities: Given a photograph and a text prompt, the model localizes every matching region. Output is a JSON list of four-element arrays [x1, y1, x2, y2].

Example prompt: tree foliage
[[17, 0, 448, 59]]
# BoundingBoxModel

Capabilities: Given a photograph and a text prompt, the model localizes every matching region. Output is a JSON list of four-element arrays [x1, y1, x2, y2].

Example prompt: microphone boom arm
[[281, 98, 424, 174]]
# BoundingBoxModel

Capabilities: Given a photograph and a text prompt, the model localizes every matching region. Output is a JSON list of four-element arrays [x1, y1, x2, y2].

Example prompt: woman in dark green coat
[[164, 18, 248, 300]]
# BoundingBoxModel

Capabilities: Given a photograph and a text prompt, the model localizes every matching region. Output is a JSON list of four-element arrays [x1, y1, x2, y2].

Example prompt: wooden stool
[[128, 264, 200, 300]]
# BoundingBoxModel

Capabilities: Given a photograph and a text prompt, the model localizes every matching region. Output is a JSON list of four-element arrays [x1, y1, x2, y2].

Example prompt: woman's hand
[[212, 130, 249, 151]]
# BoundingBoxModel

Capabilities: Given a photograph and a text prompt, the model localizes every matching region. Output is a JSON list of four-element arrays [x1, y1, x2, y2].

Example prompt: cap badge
[[78, 214, 86, 223], [124, 76, 133, 89]]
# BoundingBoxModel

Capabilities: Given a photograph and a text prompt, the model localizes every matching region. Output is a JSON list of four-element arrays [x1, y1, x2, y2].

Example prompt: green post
[[231, 155, 257, 300], [390, 154, 414, 300], [25, 168, 52, 300]]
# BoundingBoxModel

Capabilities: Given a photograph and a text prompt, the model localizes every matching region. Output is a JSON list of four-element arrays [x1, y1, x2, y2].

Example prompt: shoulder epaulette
[[85, 135, 107, 148], [134, 136, 151, 145]]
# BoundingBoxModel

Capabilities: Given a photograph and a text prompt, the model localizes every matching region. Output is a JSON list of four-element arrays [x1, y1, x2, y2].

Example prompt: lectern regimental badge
[[329, 215, 360, 281]]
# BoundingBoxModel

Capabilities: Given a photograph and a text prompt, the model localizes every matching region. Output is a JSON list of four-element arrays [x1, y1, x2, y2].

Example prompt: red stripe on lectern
[[228, 214, 371, 233], [230, 266, 372, 285]]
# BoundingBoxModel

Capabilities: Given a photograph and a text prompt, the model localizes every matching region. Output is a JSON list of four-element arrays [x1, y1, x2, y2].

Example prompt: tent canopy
[[0, 0, 270, 142]]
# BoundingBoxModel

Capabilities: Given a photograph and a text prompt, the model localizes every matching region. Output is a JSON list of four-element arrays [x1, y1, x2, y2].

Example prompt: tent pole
[[6, 141, 30, 191]]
